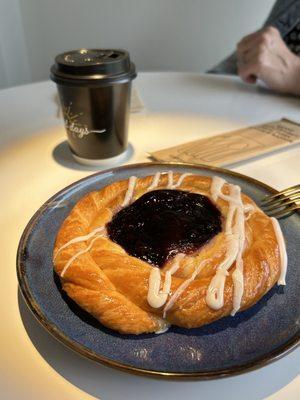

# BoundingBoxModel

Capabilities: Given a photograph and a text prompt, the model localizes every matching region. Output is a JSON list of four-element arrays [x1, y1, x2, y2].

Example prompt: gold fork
[[260, 184, 300, 218]]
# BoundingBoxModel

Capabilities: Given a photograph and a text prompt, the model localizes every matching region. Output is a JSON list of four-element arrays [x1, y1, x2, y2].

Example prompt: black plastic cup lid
[[51, 49, 136, 86]]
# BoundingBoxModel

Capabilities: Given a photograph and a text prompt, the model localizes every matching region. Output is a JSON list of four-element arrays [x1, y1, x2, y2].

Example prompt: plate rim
[[16, 161, 300, 379]]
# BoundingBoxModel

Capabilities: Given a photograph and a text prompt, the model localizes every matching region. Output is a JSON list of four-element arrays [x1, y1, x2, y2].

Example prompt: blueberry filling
[[107, 189, 222, 267]]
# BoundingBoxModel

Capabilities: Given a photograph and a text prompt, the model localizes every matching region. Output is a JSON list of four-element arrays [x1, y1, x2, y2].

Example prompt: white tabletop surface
[[0, 72, 299, 400]]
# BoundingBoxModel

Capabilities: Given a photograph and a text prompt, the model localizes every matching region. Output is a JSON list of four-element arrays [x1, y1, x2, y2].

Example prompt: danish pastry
[[53, 171, 287, 334]]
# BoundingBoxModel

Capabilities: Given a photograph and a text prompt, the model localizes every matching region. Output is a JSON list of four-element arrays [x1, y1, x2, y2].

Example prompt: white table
[[0, 72, 299, 400]]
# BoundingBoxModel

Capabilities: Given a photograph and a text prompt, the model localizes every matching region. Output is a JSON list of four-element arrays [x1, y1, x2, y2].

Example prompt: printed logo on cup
[[63, 102, 106, 139]]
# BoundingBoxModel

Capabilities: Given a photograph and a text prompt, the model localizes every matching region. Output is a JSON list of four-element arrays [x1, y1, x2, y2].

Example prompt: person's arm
[[237, 26, 300, 95], [207, 0, 300, 88]]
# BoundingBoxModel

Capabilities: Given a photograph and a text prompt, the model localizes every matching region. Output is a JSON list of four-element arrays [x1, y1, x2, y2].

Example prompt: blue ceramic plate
[[17, 163, 300, 378]]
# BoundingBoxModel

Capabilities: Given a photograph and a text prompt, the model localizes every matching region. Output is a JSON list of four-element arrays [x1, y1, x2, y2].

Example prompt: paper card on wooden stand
[[150, 119, 300, 166]]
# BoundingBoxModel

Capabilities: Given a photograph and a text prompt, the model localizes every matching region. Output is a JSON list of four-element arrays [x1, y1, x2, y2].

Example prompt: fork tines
[[261, 184, 300, 218]]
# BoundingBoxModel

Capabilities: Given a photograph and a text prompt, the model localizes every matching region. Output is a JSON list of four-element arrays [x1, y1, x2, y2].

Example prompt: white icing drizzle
[[147, 171, 192, 191], [168, 253, 185, 274], [147, 253, 185, 309], [244, 203, 255, 214], [147, 268, 171, 308], [231, 267, 244, 315], [60, 234, 104, 277], [122, 176, 137, 207], [218, 191, 241, 205], [225, 187, 238, 234], [54, 226, 105, 261], [243, 203, 258, 221], [211, 176, 226, 202], [206, 181, 246, 314], [231, 203, 245, 315], [166, 170, 174, 189], [163, 260, 208, 317], [147, 172, 161, 191], [271, 217, 288, 285], [171, 173, 193, 189], [155, 320, 171, 334], [206, 233, 239, 310]]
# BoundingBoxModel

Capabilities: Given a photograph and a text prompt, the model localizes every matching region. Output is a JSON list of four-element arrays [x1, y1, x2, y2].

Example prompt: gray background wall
[[1, 0, 275, 88]]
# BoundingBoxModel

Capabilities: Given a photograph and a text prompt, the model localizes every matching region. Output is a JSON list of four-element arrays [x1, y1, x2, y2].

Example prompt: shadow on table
[[18, 289, 300, 400], [52, 140, 135, 171]]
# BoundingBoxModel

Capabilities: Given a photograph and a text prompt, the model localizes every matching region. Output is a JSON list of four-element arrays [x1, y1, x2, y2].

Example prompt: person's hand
[[236, 26, 300, 95]]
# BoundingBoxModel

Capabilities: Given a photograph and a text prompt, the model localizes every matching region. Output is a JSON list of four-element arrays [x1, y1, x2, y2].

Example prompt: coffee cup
[[51, 49, 136, 165]]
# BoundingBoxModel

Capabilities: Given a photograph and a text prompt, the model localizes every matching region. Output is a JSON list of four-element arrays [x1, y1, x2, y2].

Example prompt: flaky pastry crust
[[53, 174, 281, 334]]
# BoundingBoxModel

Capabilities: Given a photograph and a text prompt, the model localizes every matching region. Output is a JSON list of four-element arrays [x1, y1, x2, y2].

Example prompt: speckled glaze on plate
[[17, 163, 300, 378]]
